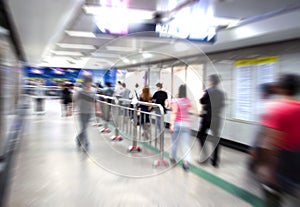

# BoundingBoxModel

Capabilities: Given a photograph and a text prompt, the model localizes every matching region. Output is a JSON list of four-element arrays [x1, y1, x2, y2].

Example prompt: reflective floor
[[4, 99, 263, 207]]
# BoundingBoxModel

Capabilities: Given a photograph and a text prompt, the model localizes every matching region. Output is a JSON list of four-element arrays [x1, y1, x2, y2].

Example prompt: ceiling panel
[[6, 0, 300, 68], [213, 0, 300, 19]]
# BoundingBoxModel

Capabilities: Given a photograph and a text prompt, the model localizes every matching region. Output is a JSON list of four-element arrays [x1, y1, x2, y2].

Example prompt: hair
[[276, 73, 300, 96], [156, 82, 163, 88], [209, 74, 220, 85], [117, 81, 122, 85], [135, 83, 139, 88], [83, 76, 93, 85], [259, 83, 275, 99], [141, 87, 152, 102], [178, 84, 187, 98], [105, 82, 112, 87]]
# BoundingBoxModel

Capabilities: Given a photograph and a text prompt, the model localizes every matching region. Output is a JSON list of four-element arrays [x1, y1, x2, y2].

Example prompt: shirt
[[74, 88, 96, 114], [35, 85, 45, 97], [152, 90, 168, 113], [171, 98, 191, 123], [200, 86, 225, 119], [261, 100, 300, 151]]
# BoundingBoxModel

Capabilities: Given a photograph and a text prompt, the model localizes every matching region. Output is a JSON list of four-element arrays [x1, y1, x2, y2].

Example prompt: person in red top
[[260, 73, 300, 207]]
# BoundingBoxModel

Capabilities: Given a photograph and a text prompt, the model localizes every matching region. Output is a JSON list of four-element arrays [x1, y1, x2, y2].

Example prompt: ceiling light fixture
[[142, 53, 153, 59], [57, 43, 96, 50], [51, 50, 83, 56], [91, 52, 120, 58], [106, 46, 137, 52], [83, 5, 154, 23], [65, 30, 96, 38], [121, 58, 130, 63]]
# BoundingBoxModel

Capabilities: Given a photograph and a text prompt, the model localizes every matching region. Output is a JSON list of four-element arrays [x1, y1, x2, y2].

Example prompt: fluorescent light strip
[[83, 5, 154, 22], [106, 46, 137, 52], [121, 58, 130, 63], [91, 52, 120, 58], [65, 30, 96, 38], [57, 43, 96, 50], [142, 53, 153, 59], [51, 50, 83, 56]]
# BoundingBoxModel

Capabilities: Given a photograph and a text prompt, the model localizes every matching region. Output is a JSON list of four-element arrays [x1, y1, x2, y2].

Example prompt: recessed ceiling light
[[91, 53, 120, 58], [65, 30, 96, 38], [57, 43, 96, 50], [142, 53, 153, 59], [83, 5, 154, 23], [121, 58, 130, 63], [106, 46, 137, 52], [51, 50, 83, 56]]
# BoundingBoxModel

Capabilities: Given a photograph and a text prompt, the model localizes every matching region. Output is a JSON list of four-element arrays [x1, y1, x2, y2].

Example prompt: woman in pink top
[[169, 84, 191, 171]]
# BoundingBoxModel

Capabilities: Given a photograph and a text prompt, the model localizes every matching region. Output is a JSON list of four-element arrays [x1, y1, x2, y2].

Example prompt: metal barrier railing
[[96, 94, 168, 167]]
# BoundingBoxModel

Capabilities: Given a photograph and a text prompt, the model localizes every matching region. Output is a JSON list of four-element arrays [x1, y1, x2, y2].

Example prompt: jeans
[[77, 113, 91, 148], [155, 109, 164, 136], [170, 122, 191, 162]]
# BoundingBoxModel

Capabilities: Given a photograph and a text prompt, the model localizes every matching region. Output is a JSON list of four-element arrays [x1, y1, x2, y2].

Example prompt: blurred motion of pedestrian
[[169, 84, 191, 171], [196, 74, 225, 167], [129, 83, 140, 120], [61, 83, 72, 117], [114, 81, 123, 98], [119, 83, 131, 106], [138, 86, 152, 140], [248, 83, 277, 171], [255, 73, 300, 207], [152, 82, 169, 135], [73, 76, 102, 150], [35, 80, 46, 114]]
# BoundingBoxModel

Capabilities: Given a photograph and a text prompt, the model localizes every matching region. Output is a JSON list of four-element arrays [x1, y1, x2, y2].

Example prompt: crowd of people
[[31, 73, 299, 206]]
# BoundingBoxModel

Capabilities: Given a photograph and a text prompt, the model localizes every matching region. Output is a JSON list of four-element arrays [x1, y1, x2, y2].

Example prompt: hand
[[96, 110, 102, 117], [169, 125, 174, 133]]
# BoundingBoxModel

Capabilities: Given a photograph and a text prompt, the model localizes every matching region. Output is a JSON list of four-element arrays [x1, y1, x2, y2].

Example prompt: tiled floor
[[5, 99, 263, 207]]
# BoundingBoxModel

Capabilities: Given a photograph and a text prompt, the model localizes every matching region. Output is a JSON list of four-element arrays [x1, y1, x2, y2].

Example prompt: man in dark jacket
[[197, 74, 225, 167]]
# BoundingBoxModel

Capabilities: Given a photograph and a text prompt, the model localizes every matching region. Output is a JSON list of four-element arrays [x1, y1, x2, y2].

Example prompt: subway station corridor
[[4, 98, 263, 207], [1, 1, 300, 206]]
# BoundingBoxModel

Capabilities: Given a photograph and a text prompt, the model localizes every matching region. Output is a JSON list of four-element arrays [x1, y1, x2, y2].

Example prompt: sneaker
[[182, 163, 189, 171], [211, 160, 219, 168], [169, 158, 176, 165], [196, 159, 208, 165]]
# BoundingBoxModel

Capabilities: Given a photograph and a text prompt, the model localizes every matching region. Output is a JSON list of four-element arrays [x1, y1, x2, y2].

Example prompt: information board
[[234, 56, 278, 121]]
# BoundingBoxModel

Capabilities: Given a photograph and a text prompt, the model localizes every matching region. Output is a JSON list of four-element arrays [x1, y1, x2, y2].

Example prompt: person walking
[[256, 74, 300, 207], [61, 83, 72, 117], [169, 84, 191, 171], [35, 80, 46, 115], [196, 74, 225, 167], [73, 76, 101, 150], [138, 87, 152, 140], [152, 83, 169, 135]]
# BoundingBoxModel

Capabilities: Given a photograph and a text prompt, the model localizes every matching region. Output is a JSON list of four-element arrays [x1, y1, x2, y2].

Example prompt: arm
[[164, 98, 170, 109], [200, 90, 209, 105], [95, 101, 102, 117], [72, 90, 79, 111], [169, 101, 178, 133]]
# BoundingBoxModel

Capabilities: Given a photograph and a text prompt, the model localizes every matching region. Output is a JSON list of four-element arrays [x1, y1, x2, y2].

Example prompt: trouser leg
[[78, 114, 91, 148], [211, 118, 221, 166], [180, 125, 191, 163], [170, 123, 180, 160], [263, 187, 281, 207], [196, 119, 210, 160]]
